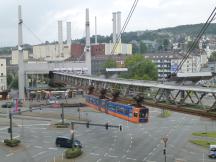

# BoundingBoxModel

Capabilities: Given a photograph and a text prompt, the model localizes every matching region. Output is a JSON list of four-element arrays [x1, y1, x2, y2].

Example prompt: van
[[208, 145, 216, 158], [55, 136, 82, 148]]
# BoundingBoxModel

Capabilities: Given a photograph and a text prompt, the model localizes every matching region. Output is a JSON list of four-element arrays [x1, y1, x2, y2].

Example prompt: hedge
[[65, 148, 82, 159], [4, 139, 20, 147]]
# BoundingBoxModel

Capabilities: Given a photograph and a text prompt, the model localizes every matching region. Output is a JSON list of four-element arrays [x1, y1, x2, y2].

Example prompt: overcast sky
[[0, 0, 215, 46]]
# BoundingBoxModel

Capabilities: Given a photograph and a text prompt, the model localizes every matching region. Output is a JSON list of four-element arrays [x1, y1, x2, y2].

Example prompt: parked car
[[55, 136, 82, 148], [48, 96, 59, 104], [1, 102, 14, 108], [209, 145, 216, 158]]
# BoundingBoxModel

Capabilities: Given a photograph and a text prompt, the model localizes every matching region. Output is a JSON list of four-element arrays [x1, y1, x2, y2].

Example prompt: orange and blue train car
[[85, 94, 149, 123]]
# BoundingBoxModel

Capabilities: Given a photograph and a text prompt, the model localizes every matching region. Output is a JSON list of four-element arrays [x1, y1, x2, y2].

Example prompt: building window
[[1, 73, 3, 76]]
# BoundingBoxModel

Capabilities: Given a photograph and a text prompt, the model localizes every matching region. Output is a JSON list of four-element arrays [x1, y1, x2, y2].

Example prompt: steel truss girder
[[53, 74, 216, 112]]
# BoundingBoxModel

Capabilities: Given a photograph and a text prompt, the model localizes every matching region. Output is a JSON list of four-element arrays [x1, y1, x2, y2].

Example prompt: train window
[[133, 112, 138, 118], [124, 109, 129, 115], [140, 112, 146, 118]]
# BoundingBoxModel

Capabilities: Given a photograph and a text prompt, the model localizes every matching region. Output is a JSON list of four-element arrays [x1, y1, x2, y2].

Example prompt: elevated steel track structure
[[52, 72, 216, 119]]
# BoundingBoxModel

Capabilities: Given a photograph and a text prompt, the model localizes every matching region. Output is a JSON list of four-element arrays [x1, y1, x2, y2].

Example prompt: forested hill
[[1, 23, 216, 55], [156, 23, 216, 35]]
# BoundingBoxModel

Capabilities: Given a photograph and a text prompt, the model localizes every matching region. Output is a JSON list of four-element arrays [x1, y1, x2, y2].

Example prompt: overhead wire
[[175, 6, 216, 74], [111, 0, 139, 55]]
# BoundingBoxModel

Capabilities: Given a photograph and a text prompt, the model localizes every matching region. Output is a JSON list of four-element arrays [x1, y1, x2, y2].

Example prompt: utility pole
[[61, 105, 64, 125], [9, 113, 13, 140], [18, 5, 25, 101], [71, 123, 74, 148], [162, 137, 168, 162], [77, 107, 80, 120]]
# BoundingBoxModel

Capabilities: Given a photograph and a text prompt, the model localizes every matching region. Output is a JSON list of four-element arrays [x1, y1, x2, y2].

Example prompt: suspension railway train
[[85, 94, 149, 123]]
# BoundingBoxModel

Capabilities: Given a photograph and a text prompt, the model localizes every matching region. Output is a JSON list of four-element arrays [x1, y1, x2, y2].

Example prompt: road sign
[[70, 129, 74, 135], [162, 137, 168, 144]]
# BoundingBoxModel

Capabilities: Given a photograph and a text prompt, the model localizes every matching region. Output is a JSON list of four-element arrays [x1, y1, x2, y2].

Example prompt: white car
[[48, 97, 59, 104]]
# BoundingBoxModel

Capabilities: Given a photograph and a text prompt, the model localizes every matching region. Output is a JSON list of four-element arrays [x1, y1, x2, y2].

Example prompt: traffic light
[[8, 128, 11, 133], [105, 123, 108, 130], [86, 121, 89, 128], [119, 125, 122, 131], [163, 148, 166, 155], [18, 109, 21, 115]]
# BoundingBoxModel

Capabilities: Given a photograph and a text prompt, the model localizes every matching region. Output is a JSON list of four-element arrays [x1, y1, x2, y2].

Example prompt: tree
[[101, 59, 117, 77], [132, 43, 139, 53], [102, 59, 117, 69], [209, 51, 216, 62], [187, 41, 199, 50], [163, 39, 169, 51], [122, 54, 158, 81], [140, 42, 147, 53]]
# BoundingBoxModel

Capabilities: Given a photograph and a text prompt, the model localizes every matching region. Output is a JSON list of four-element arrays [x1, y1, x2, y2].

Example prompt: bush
[[4, 139, 20, 147], [65, 148, 82, 159], [54, 122, 70, 128]]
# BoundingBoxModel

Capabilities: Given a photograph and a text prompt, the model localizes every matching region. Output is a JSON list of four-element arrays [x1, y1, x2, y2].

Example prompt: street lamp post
[[71, 123, 74, 149], [61, 105, 64, 125], [162, 137, 168, 162]]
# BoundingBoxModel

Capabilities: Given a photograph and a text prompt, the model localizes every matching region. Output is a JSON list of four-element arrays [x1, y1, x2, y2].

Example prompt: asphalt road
[[0, 101, 216, 162]]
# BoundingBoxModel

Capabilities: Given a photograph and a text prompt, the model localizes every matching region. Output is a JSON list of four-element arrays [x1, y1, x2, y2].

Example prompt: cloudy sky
[[0, 0, 215, 46]]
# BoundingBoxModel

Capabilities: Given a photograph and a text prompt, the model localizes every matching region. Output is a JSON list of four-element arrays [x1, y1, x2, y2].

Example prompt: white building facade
[[11, 50, 29, 65], [0, 59, 7, 91], [171, 54, 208, 73], [105, 43, 132, 55], [33, 44, 70, 61]]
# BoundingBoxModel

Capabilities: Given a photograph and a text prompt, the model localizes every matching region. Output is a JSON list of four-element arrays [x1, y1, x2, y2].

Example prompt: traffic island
[[158, 110, 171, 118], [190, 131, 216, 148], [54, 122, 70, 128], [4, 139, 21, 147], [65, 148, 82, 159], [190, 140, 216, 148]]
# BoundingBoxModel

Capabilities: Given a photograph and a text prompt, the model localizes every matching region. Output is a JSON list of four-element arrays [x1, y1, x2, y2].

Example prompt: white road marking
[[126, 149, 130, 153], [126, 157, 136, 161], [48, 147, 58, 150], [32, 151, 47, 158], [17, 123, 50, 127], [149, 152, 153, 156], [96, 159, 102, 162], [0, 127, 8, 131], [31, 128, 47, 130], [108, 154, 118, 158], [90, 153, 100, 156], [143, 157, 148, 161], [44, 141, 51, 144], [122, 155, 126, 158], [34, 146, 42, 149], [153, 148, 157, 152], [104, 153, 108, 157], [6, 153, 14, 157], [44, 136, 52, 138], [14, 135, 20, 139]]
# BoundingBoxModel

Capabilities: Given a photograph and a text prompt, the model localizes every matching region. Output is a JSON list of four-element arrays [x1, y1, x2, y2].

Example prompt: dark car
[[55, 136, 82, 148], [1, 102, 14, 108]]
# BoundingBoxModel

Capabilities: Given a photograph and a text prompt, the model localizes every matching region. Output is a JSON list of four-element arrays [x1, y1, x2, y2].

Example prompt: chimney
[[66, 22, 71, 46], [85, 8, 91, 75], [58, 20, 63, 57], [117, 11, 121, 43], [112, 12, 117, 44], [95, 16, 97, 44]]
